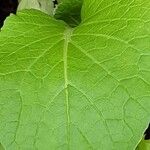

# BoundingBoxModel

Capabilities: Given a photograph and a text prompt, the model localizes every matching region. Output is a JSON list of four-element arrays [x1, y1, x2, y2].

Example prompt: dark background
[[0, 0, 149, 140], [0, 0, 18, 28]]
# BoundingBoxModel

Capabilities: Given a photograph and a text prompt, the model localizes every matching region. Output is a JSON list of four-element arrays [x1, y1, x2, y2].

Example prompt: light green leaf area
[[136, 138, 150, 150], [0, 143, 4, 150], [0, 0, 150, 149], [17, 0, 53, 15], [54, 0, 83, 27]]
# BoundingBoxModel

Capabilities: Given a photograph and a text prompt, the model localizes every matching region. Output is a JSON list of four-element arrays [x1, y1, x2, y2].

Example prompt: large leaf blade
[[0, 0, 150, 149]]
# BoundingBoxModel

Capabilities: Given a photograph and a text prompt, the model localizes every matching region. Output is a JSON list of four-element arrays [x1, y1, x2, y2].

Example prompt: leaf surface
[[0, 0, 150, 149], [136, 138, 150, 150]]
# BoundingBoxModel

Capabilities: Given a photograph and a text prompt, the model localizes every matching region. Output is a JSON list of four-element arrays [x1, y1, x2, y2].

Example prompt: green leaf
[[54, 0, 83, 27], [0, 0, 150, 149], [136, 138, 150, 150], [0, 143, 4, 150]]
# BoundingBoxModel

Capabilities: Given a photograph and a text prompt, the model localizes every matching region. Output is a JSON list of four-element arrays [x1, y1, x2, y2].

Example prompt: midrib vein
[[63, 27, 73, 149]]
